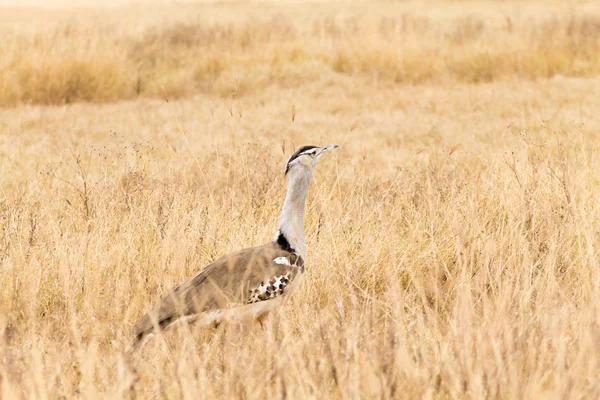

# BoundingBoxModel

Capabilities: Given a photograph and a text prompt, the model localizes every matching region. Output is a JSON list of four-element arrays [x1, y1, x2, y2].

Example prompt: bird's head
[[285, 144, 339, 176]]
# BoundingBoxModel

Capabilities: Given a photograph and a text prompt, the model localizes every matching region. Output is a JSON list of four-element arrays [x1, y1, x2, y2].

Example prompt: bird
[[129, 144, 339, 350]]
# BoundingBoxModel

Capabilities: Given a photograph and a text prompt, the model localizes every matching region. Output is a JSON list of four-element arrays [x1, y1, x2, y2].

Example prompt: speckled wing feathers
[[132, 242, 304, 344], [248, 272, 292, 303]]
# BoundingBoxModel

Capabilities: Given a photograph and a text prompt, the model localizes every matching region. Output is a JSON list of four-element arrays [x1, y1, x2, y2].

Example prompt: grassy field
[[1, 0, 600, 398]]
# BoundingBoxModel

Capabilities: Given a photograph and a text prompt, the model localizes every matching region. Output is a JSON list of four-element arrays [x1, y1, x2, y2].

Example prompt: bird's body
[[132, 242, 304, 346], [130, 144, 338, 350]]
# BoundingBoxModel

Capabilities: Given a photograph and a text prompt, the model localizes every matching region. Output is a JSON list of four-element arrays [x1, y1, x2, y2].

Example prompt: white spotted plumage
[[273, 256, 291, 266], [248, 273, 292, 303]]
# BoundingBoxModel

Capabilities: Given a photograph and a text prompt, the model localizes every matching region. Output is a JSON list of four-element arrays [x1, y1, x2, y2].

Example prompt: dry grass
[[1, 1, 600, 399], [2, 1, 600, 106]]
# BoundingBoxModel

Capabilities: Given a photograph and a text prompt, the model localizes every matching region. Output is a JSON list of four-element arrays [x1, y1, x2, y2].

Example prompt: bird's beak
[[321, 144, 339, 153]]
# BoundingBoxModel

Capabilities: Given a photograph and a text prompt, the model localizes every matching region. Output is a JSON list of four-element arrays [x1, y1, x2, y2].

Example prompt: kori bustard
[[130, 144, 339, 350]]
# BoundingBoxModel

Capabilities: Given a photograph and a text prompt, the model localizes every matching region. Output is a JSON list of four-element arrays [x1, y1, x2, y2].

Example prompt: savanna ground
[[1, 0, 600, 398]]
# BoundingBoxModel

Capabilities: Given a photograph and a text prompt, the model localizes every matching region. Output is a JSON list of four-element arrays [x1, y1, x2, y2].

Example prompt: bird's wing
[[132, 242, 304, 342]]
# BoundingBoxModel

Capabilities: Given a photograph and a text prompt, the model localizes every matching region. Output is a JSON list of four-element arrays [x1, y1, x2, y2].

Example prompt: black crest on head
[[285, 145, 318, 175]]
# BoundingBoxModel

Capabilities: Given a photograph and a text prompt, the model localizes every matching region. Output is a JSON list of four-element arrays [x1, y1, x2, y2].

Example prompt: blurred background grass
[[1, 1, 600, 106]]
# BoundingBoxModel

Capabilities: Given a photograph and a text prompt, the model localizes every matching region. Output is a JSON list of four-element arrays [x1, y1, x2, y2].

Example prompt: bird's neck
[[276, 169, 312, 259]]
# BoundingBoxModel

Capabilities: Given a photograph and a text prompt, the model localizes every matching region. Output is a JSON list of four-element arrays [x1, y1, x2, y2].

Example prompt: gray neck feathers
[[276, 167, 312, 259]]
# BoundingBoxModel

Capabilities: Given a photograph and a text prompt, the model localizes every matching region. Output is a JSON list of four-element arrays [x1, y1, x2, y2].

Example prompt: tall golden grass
[[1, 1, 600, 398], [1, 1, 600, 106]]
